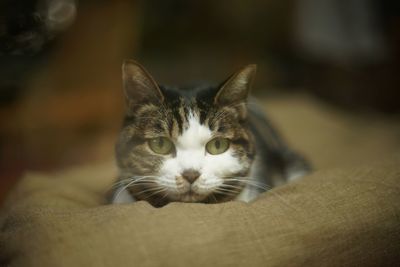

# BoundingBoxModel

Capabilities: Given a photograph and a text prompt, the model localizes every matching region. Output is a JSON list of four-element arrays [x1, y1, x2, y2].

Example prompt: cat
[[111, 60, 311, 207]]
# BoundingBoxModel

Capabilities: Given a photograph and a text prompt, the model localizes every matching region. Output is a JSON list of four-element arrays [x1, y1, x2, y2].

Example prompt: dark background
[[1, 0, 399, 202]]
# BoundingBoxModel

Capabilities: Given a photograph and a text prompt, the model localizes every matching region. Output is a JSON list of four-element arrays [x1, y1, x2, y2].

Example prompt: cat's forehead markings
[[177, 112, 212, 149]]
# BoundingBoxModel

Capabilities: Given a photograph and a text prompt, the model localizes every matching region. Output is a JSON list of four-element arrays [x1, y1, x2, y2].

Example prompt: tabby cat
[[111, 60, 310, 207]]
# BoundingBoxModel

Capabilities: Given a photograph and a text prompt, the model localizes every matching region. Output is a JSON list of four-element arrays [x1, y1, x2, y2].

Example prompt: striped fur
[[112, 61, 311, 206]]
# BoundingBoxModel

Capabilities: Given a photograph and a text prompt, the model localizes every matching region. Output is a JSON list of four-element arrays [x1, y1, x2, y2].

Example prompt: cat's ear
[[214, 64, 257, 106], [122, 60, 164, 104]]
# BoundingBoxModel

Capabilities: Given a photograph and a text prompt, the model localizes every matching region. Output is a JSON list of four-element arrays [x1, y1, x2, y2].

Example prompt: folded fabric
[[1, 157, 400, 267]]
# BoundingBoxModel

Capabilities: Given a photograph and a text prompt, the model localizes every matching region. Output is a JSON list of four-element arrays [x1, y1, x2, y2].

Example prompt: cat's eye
[[148, 137, 174, 155], [206, 138, 230, 155]]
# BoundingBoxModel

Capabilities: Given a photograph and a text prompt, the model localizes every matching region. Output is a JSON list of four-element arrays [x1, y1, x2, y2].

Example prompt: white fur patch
[[157, 112, 243, 199], [235, 155, 262, 202], [177, 113, 212, 151], [112, 187, 135, 204]]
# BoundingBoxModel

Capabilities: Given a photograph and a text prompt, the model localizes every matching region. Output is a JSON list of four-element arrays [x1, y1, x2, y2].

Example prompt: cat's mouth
[[148, 175, 246, 203], [170, 182, 239, 203], [169, 185, 209, 202], [179, 191, 204, 202]]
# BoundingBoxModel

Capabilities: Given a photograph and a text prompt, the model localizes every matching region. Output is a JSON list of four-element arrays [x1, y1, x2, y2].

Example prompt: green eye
[[206, 138, 230, 155], [148, 137, 174, 155]]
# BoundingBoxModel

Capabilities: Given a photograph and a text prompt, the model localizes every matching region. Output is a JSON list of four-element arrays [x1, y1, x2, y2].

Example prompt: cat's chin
[[168, 191, 209, 203]]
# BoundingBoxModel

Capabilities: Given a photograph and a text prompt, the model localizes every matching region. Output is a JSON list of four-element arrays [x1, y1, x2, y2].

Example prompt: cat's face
[[116, 61, 256, 206]]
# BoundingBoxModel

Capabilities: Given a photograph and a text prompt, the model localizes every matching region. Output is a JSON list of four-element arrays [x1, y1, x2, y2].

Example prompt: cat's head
[[115, 60, 257, 206]]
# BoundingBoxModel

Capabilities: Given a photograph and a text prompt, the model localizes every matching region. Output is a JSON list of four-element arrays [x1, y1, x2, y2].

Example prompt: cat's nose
[[182, 169, 200, 184]]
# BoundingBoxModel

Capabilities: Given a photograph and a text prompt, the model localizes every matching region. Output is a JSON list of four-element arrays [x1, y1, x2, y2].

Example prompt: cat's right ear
[[122, 60, 164, 105], [214, 64, 256, 106]]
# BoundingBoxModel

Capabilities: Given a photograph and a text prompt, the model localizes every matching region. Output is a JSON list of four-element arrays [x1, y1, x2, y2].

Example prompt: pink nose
[[182, 169, 200, 184]]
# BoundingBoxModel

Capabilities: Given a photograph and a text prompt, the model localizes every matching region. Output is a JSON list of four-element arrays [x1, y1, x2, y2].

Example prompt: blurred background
[[1, 0, 399, 203]]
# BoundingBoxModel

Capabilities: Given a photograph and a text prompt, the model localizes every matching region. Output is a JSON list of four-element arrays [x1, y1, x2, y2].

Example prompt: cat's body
[[111, 61, 310, 207]]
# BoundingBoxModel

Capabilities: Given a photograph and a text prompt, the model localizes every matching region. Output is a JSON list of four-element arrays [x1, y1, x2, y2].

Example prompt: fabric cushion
[[1, 156, 399, 266]]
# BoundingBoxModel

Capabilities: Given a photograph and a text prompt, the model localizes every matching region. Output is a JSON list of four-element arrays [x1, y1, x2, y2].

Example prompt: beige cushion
[[1, 156, 399, 266]]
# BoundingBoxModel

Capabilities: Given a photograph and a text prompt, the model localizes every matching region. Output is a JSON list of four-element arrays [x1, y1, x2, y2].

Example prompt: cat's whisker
[[111, 178, 141, 188], [110, 177, 159, 199], [221, 184, 244, 194], [217, 186, 241, 192], [110, 176, 158, 189], [136, 186, 165, 196], [123, 178, 158, 189], [208, 192, 218, 203], [213, 109, 234, 121], [120, 182, 158, 190], [140, 187, 167, 200], [223, 177, 272, 191], [113, 179, 140, 201], [240, 181, 270, 190], [209, 109, 230, 124], [215, 187, 241, 195], [115, 172, 159, 179], [150, 192, 169, 207], [154, 191, 170, 206], [210, 112, 231, 127], [219, 184, 244, 191], [209, 103, 246, 127]]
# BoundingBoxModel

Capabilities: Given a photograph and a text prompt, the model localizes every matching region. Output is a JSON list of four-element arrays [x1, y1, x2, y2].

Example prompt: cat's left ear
[[214, 64, 257, 106], [122, 60, 164, 105]]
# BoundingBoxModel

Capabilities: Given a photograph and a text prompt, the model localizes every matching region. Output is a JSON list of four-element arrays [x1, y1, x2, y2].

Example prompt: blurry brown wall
[[1, 0, 399, 203]]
